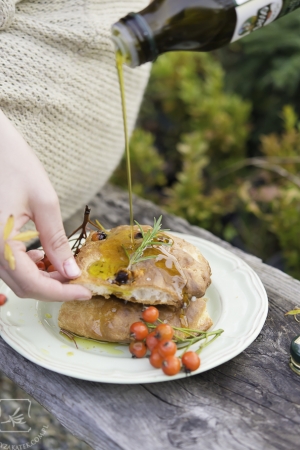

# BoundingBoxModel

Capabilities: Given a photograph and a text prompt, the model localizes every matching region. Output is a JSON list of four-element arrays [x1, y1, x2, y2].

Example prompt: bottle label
[[231, 0, 283, 42]]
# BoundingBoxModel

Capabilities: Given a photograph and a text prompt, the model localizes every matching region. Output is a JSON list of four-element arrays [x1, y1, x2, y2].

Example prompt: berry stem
[[145, 319, 224, 351], [67, 205, 108, 256], [195, 331, 224, 354]]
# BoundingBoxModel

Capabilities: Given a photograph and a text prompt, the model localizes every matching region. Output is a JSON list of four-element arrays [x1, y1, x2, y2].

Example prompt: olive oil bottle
[[111, 0, 300, 67]]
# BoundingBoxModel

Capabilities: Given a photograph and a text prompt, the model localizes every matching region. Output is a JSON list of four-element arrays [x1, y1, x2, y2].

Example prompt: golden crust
[[71, 225, 211, 308], [58, 295, 213, 344]]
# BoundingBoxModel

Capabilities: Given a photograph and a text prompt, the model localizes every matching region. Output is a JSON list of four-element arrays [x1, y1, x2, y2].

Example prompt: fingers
[[32, 195, 81, 280], [0, 110, 90, 302], [27, 249, 45, 263], [39, 269, 69, 283], [0, 249, 92, 302], [30, 252, 71, 282]]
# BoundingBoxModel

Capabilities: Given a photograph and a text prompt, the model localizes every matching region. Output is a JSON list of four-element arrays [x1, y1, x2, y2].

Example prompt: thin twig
[[67, 205, 107, 255], [60, 329, 78, 349], [213, 157, 300, 188]]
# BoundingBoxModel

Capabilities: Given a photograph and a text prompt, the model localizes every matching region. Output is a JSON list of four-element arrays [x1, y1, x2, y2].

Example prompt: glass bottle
[[111, 0, 300, 67], [290, 334, 300, 376]]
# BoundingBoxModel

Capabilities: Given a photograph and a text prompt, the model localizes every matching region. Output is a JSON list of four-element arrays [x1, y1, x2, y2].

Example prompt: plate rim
[[0, 233, 268, 383]]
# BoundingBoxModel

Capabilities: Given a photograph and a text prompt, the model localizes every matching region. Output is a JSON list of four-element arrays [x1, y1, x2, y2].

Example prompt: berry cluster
[[129, 306, 201, 376], [35, 256, 56, 273]]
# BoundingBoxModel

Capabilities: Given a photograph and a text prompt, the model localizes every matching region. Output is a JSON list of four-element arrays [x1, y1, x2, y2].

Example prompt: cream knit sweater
[[0, 0, 150, 222]]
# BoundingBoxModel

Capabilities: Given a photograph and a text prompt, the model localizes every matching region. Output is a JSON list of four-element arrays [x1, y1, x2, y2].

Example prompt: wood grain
[[1, 184, 300, 450]]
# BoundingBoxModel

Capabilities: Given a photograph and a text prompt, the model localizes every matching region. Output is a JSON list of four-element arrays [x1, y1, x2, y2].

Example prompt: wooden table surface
[[1, 184, 300, 450]]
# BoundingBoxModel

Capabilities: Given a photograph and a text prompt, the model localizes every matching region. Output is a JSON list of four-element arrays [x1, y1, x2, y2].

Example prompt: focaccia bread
[[71, 225, 212, 308], [58, 295, 213, 343]]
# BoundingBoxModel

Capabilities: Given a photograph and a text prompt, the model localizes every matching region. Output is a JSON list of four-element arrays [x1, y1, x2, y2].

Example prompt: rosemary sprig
[[123, 216, 172, 269], [179, 329, 224, 356], [60, 324, 224, 353], [146, 321, 224, 350]]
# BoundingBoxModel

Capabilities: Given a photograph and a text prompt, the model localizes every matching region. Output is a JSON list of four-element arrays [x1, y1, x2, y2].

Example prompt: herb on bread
[[122, 216, 172, 269]]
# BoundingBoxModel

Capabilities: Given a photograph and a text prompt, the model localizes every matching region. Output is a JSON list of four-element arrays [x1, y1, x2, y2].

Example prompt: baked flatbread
[[58, 295, 213, 343], [71, 225, 211, 308]]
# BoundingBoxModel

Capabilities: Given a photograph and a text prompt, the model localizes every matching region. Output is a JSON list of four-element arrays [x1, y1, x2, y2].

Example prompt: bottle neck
[[111, 13, 158, 68]]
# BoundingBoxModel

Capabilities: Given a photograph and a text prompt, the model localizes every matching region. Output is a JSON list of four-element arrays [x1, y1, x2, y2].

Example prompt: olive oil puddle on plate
[[37, 302, 128, 358], [60, 333, 124, 356]]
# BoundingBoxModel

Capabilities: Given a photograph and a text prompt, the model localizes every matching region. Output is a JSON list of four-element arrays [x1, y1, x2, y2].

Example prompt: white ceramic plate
[[0, 233, 268, 384]]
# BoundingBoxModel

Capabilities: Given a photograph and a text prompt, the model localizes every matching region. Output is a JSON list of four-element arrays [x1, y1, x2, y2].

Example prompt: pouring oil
[[115, 51, 134, 243]]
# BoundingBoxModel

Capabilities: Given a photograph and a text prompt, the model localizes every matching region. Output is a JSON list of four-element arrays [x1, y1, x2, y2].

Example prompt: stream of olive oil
[[116, 51, 134, 242]]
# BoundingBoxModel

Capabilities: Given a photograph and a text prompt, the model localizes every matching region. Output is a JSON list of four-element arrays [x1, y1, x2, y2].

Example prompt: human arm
[[0, 109, 92, 302]]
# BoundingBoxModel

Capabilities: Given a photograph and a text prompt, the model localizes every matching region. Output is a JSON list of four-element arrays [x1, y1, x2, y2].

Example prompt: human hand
[[0, 110, 92, 302]]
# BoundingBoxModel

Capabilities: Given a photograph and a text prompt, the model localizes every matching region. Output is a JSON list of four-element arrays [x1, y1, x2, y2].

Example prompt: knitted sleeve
[[0, 0, 21, 29], [0, 1, 151, 223]]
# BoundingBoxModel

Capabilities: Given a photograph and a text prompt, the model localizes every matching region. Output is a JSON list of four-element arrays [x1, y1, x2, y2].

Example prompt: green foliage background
[[110, 11, 300, 280]]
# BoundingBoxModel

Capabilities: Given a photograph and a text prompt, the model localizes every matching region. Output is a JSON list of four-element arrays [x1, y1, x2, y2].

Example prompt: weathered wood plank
[[1, 184, 300, 450]]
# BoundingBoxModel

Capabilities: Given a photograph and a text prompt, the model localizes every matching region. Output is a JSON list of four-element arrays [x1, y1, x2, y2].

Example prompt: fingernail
[[76, 295, 92, 301], [34, 250, 45, 260], [63, 257, 81, 278]]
